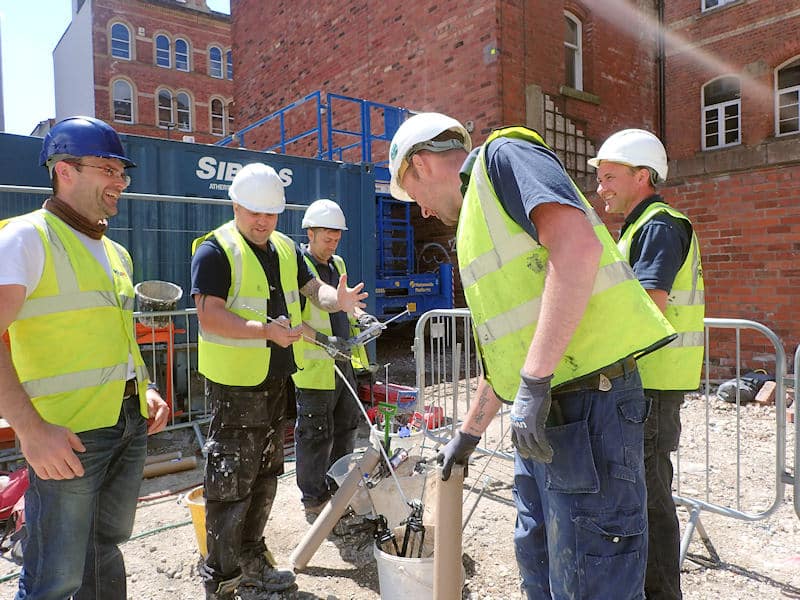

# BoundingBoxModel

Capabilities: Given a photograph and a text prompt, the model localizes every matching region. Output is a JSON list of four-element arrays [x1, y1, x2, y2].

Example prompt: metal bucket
[[134, 280, 183, 328]]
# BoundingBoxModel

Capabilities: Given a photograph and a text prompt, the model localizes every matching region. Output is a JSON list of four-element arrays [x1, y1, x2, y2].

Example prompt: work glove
[[316, 332, 351, 358], [510, 372, 554, 463], [356, 313, 380, 331], [436, 429, 481, 481]]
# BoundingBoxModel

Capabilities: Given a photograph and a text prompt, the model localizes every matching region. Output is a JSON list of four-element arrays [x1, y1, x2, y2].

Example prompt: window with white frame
[[227, 101, 234, 134], [111, 23, 131, 59], [776, 57, 800, 136], [702, 76, 740, 149], [564, 12, 583, 90], [112, 80, 133, 123], [175, 38, 190, 71], [226, 49, 233, 80], [209, 46, 223, 78], [702, 0, 738, 11], [211, 99, 225, 135], [176, 92, 191, 131], [157, 89, 173, 128], [155, 35, 171, 68]]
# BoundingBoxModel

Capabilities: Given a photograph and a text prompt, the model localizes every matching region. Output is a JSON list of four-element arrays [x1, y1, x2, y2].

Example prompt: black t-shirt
[[620, 195, 692, 293], [299, 246, 351, 340], [190, 231, 315, 386]]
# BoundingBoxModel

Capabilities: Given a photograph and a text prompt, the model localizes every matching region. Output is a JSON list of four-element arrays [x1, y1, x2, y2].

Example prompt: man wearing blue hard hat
[[0, 116, 169, 599]]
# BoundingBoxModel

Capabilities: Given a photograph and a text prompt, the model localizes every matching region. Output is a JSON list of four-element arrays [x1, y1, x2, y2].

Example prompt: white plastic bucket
[[134, 280, 183, 328], [373, 526, 464, 599], [327, 451, 373, 515], [369, 424, 424, 453]]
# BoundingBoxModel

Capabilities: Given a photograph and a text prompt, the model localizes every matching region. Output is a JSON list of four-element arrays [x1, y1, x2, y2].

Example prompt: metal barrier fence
[[412, 309, 796, 566]]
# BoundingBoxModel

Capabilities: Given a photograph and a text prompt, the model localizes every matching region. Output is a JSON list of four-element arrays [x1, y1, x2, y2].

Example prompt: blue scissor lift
[[216, 91, 453, 322]]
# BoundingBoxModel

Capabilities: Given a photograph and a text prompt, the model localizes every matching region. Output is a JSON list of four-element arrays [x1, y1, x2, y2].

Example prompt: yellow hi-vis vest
[[619, 202, 705, 390], [291, 254, 369, 390], [456, 127, 675, 401], [192, 222, 303, 386], [2, 209, 148, 432]]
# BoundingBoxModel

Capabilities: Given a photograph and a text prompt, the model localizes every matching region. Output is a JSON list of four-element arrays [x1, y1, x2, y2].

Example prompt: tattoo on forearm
[[473, 387, 491, 426]]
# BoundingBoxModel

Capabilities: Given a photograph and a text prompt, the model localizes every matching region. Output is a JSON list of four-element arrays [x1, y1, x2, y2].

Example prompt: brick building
[[54, 0, 233, 144], [659, 1, 800, 371], [228, 0, 800, 368]]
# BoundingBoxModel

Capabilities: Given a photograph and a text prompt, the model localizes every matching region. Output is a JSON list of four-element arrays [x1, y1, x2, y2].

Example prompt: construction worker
[[0, 116, 170, 600], [388, 113, 676, 599], [590, 129, 705, 600], [292, 199, 376, 522], [190, 164, 367, 600]]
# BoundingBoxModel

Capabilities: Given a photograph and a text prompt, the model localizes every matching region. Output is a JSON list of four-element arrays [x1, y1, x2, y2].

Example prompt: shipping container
[[0, 132, 376, 311]]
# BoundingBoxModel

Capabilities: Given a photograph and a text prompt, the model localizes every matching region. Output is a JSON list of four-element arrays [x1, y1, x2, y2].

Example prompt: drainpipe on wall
[[657, 0, 666, 143]]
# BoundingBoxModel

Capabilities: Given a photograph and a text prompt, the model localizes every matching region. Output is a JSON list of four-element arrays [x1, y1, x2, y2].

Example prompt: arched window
[[227, 101, 234, 134], [210, 99, 225, 135], [175, 38, 190, 72], [702, 76, 741, 149], [176, 92, 191, 131], [226, 50, 233, 80], [209, 46, 223, 78], [776, 57, 800, 136], [158, 89, 173, 128], [155, 35, 171, 68], [564, 12, 583, 90], [111, 23, 131, 59], [112, 80, 133, 123]]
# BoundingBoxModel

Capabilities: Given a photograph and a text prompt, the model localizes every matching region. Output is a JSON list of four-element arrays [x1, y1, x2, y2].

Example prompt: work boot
[[240, 551, 297, 593], [303, 500, 327, 525], [205, 575, 241, 600]]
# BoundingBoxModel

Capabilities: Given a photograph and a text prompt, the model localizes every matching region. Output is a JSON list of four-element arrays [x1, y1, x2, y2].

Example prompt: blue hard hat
[[39, 116, 136, 168]]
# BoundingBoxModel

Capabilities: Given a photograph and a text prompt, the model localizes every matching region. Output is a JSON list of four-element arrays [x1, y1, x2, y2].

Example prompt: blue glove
[[510, 372, 554, 463], [315, 332, 351, 358], [436, 429, 481, 480]]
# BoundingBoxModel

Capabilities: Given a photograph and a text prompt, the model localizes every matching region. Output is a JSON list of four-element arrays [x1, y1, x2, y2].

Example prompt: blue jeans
[[16, 395, 147, 600], [294, 362, 359, 507], [514, 367, 649, 600]]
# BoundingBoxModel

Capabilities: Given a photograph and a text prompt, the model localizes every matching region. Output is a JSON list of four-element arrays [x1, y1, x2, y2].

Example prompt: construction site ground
[[1, 324, 799, 599]]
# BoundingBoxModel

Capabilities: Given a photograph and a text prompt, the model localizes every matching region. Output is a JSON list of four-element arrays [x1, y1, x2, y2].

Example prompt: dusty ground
[[0, 324, 799, 599]]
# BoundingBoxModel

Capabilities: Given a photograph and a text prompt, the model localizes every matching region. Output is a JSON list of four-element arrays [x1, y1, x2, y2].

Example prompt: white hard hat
[[388, 112, 471, 201], [228, 162, 286, 214], [588, 129, 668, 182], [302, 199, 348, 230]]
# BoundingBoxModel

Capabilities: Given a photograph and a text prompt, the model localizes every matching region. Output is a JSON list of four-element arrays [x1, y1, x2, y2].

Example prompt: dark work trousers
[[199, 378, 288, 594], [643, 389, 684, 600], [294, 361, 359, 507]]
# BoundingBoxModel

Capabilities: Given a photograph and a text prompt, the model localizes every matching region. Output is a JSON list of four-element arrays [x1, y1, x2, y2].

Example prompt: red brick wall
[[660, 166, 800, 375], [664, 1, 800, 159], [91, 0, 232, 144]]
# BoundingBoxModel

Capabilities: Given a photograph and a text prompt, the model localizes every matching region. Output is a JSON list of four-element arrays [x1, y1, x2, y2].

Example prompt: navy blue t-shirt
[[190, 232, 315, 385], [460, 137, 586, 242], [620, 195, 691, 292], [299, 246, 351, 340]]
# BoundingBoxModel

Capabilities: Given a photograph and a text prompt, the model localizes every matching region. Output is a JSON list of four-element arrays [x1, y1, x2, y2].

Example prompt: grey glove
[[510, 372, 554, 463], [436, 429, 481, 481], [356, 313, 380, 331], [315, 332, 351, 358]]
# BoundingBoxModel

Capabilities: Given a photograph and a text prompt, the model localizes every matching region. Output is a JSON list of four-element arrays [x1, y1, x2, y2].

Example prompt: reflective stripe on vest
[[291, 254, 369, 390], [194, 222, 303, 386], [456, 127, 675, 401], [4, 210, 148, 432], [619, 201, 705, 389]]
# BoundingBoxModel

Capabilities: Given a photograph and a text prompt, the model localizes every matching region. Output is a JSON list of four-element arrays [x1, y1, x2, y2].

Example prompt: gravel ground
[[0, 326, 798, 599]]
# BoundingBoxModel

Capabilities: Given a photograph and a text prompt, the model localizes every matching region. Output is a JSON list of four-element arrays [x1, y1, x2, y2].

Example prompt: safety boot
[[205, 575, 241, 600], [239, 549, 297, 593]]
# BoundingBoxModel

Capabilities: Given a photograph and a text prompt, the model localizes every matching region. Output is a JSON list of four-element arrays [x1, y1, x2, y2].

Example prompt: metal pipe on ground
[[144, 451, 182, 465], [290, 446, 381, 571], [434, 463, 464, 599]]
